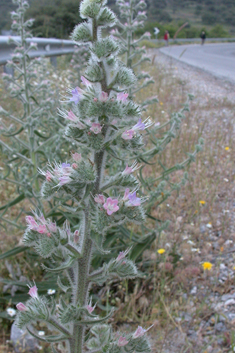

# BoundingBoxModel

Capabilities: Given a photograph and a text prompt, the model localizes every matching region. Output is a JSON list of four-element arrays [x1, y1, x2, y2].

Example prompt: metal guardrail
[[155, 37, 235, 44], [0, 36, 75, 65], [0, 35, 235, 66]]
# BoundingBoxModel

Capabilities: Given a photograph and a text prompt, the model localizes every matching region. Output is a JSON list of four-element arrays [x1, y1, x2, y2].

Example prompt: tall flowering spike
[[16, 0, 201, 351]]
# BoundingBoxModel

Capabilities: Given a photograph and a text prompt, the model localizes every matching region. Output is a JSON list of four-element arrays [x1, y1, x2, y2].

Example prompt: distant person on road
[[164, 30, 169, 46], [200, 31, 206, 45]]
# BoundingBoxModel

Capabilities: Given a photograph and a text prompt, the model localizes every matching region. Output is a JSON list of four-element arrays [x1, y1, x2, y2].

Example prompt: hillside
[[0, 0, 234, 37]]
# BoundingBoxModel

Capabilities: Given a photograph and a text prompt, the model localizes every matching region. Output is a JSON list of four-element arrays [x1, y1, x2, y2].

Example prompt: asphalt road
[[160, 43, 235, 83]]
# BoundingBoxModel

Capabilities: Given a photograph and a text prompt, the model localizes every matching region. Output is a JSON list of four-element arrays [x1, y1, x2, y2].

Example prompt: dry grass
[[0, 52, 235, 352]]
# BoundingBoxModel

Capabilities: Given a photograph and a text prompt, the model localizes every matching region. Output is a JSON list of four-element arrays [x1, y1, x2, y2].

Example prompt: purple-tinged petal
[[28, 285, 38, 299], [103, 198, 119, 216], [94, 194, 105, 204], [117, 336, 129, 347], [121, 130, 134, 140], [16, 302, 27, 311], [90, 123, 102, 134]]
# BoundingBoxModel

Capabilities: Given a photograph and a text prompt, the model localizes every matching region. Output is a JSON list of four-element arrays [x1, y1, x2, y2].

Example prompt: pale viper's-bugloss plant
[[14, 1, 203, 351], [13, 0, 161, 351], [0, 0, 66, 231], [68, 44, 90, 87], [113, 0, 158, 110]]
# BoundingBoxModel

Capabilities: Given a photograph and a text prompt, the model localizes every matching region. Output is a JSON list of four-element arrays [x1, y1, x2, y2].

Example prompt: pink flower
[[133, 326, 146, 339], [86, 304, 95, 314], [71, 153, 82, 162], [70, 87, 83, 105], [121, 130, 134, 140], [103, 198, 119, 216], [90, 123, 102, 134], [26, 216, 38, 230], [118, 336, 129, 347], [132, 118, 145, 131], [117, 251, 126, 262], [48, 222, 57, 233], [123, 164, 133, 175], [74, 230, 80, 243], [123, 188, 130, 201], [59, 175, 71, 186], [66, 110, 77, 122], [117, 92, 129, 102], [81, 76, 91, 87], [37, 224, 47, 234], [46, 171, 52, 182], [122, 161, 140, 175], [127, 191, 141, 207], [16, 302, 27, 312], [72, 163, 78, 169], [28, 285, 38, 299], [93, 98, 98, 102], [144, 31, 151, 37], [99, 91, 108, 102], [94, 194, 105, 204]]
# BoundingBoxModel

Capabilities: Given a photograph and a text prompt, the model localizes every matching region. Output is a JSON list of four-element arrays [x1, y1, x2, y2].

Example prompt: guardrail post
[[4, 64, 14, 77], [50, 56, 57, 68]]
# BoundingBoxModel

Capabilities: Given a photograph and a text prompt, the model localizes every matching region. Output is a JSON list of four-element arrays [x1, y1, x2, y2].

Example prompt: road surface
[[160, 43, 235, 83]]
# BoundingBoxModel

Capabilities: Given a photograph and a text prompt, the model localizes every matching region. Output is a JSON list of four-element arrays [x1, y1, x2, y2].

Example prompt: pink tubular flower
[[16, 302, 27, 312], [48, 222, 57, 233], [94, 194, 105, 204], [37, 224, 47, 234], [90, 123, 102, 134], [86, 304, 95, 314], [28, 285, 38, 299], [117, 92, 129, 102], [128, 192, 141, 207], [59, 175, 71, 186], [123, 188, 130, 201], [117, 336, 129, 347], [72, 163, 78, 169], [103, 198, 119, 216], [74, 230, 80, 243], [26, 216, 38, 230], [133, 326, 146, 339], [66, 110, 77, 122], [123, 164, 132, 175], [70, 87, 83, 105], [46, 170, 52, 182], [122, 161, 140, 175], [81, 76, 91, 87], [121, 130, 134, 140], [71, 153, 82, 162], [132, 118, 145, 131], [93, 97, 98, 102], [99, 91, 108, 102], [116, 251, 126, 262]]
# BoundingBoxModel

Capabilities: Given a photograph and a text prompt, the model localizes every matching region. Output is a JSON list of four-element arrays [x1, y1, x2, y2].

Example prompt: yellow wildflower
[[157, 249, 165, 254], [225, 147, 230, 151], [160, 102, 163, 106], [202, 262, 213, 271], [199, 200, 205, 205]]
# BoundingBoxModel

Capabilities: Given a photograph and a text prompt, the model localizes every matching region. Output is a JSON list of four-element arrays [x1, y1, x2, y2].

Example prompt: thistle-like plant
[[14, 0, 204, 352], [0, 0, 66, 231], [113, 0, 157, 110]]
